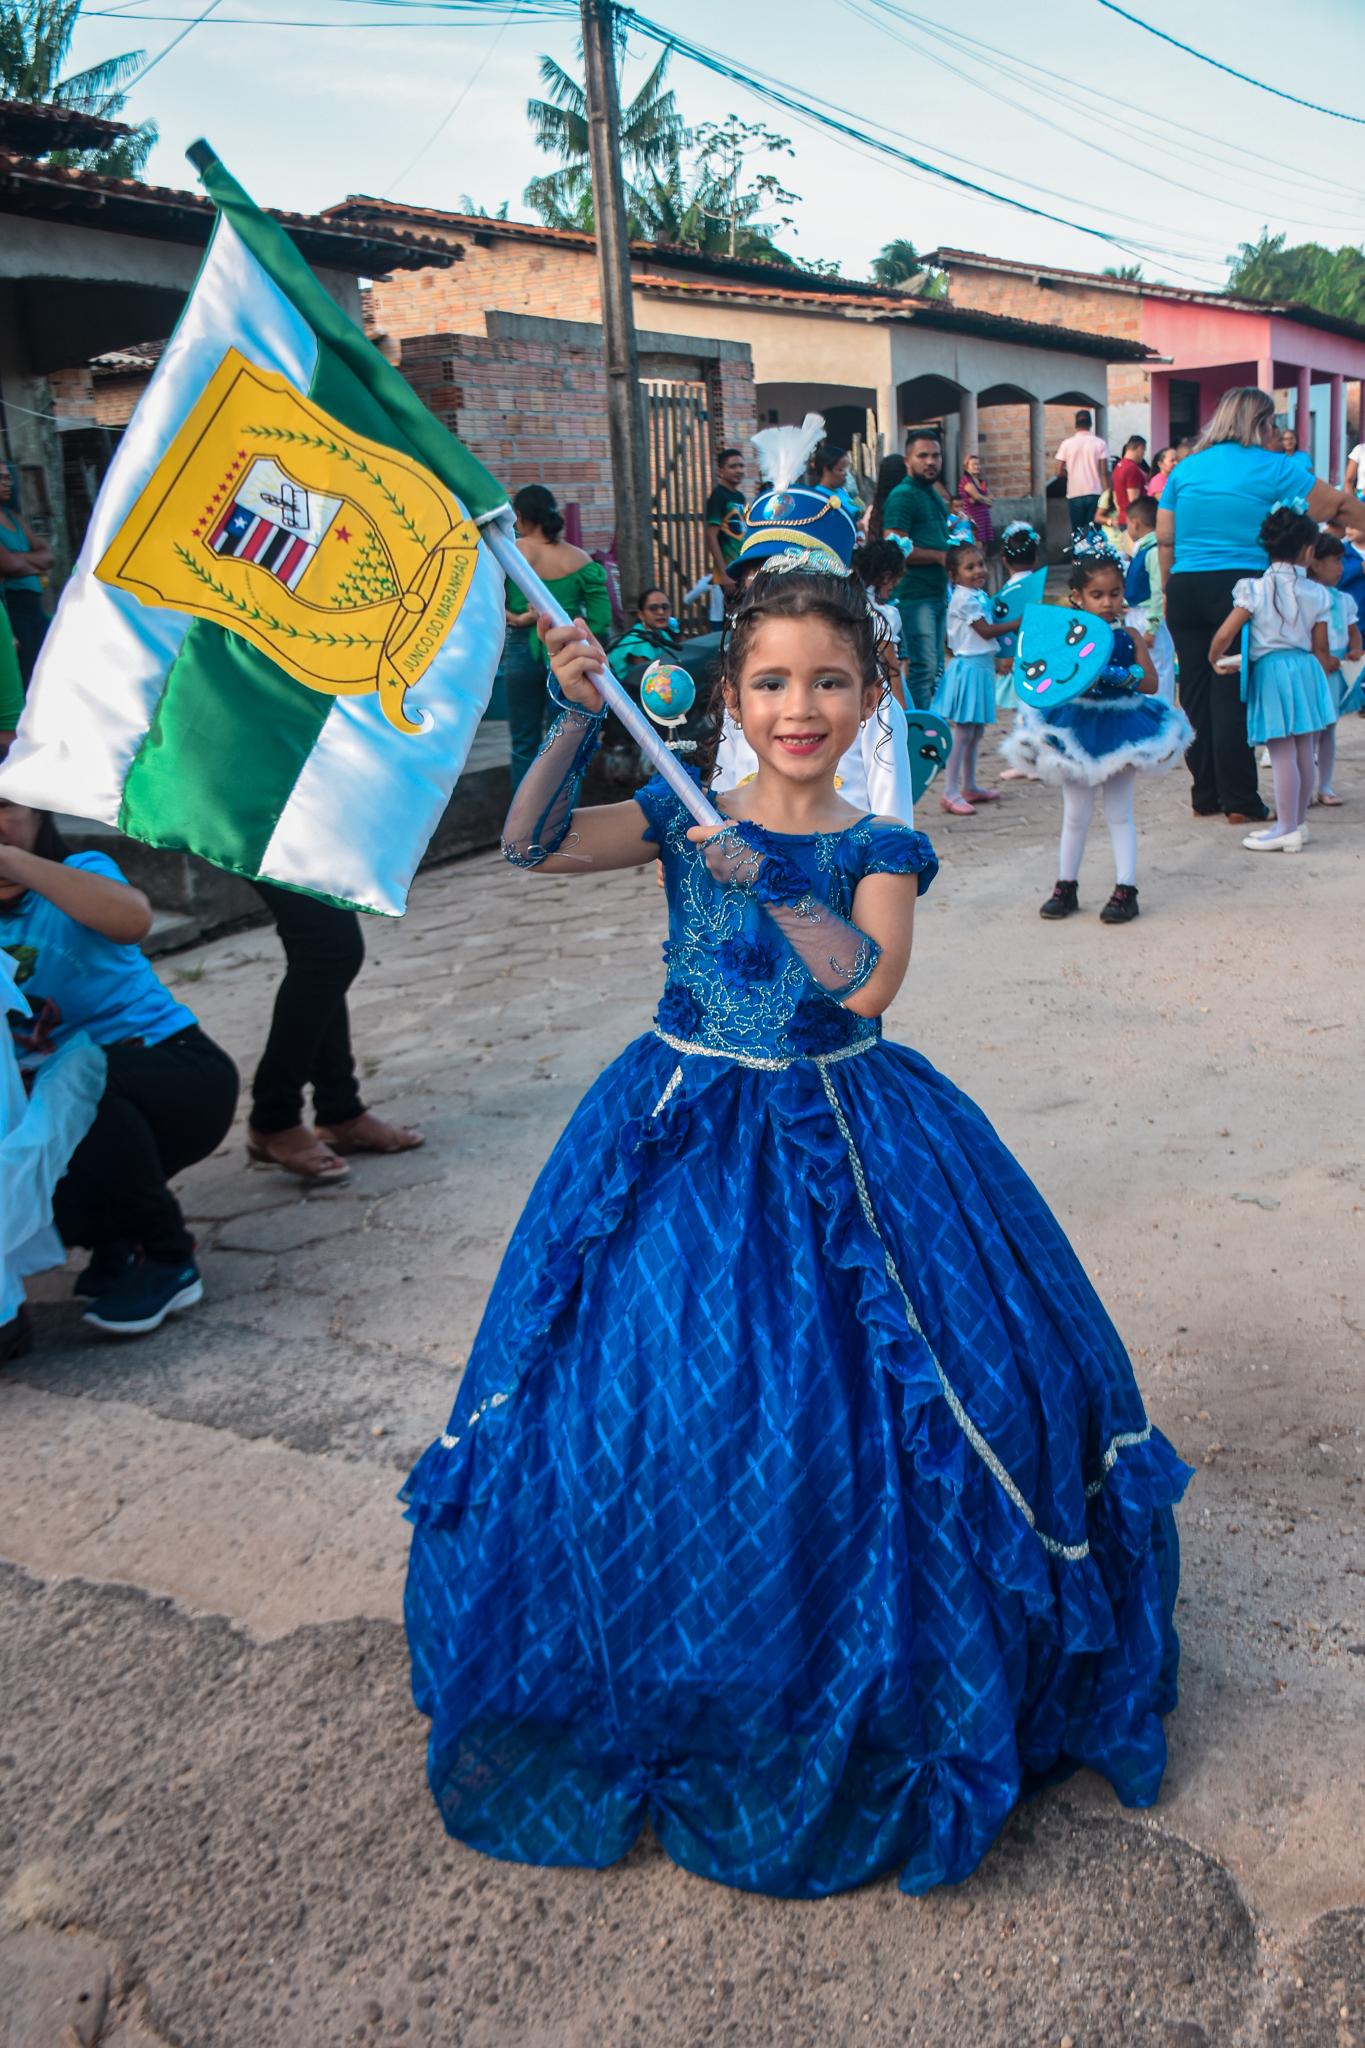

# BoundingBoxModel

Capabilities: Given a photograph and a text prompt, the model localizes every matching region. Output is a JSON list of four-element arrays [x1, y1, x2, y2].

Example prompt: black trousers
[[250, 880, 367, 1133], [1165, 567, 1269, 819], [53, 1025, 239, 1263]]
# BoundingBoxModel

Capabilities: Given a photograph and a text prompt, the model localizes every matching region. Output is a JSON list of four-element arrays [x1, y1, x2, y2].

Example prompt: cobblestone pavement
[[2, 724, 1364, 2047]]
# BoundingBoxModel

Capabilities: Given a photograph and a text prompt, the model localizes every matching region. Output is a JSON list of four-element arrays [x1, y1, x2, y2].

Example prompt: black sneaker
[[83, 1258, 203, 1338], [1100, 884, 1140, 924], [1039, 879, 1080, 920], [74, 1242, 138, 1299]]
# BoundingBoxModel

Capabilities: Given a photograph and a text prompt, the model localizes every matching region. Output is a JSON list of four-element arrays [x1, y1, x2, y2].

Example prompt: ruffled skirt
[[1002, 691, 1193, 787], [1246, 649, 1337, 742], [402, 1034, 1189, 1899], [933, 653, 997, 725]]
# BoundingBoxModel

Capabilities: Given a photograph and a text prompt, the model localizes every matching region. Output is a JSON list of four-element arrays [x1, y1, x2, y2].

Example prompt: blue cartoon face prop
[[1011, 605, 1114, 710], [904, 710, 951, 801], [639, 661, 697, 729], [990, 568, 1048, 627]]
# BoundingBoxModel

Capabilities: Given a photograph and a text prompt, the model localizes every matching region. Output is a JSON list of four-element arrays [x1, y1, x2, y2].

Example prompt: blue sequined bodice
[[1083, 627, 1142, 701], [636, 777, 937, 1063]]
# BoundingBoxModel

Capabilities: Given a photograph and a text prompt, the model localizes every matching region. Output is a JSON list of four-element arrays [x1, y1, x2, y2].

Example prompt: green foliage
[[524, 54, 802, 267], [0, 0, 156, 173], [458, 194, 511, 221], [1102, 263, 1144, 281], [1226, 230, 1365, 323], [869, 238, 945, 296]]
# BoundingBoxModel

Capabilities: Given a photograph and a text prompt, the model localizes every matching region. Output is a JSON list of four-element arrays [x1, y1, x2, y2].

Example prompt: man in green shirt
[[882, 431, 951, 710], [704, 448, 747, 615]]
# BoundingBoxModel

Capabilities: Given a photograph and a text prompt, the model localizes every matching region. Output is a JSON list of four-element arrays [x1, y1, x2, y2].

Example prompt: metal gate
[[645, 378, 713, 631]]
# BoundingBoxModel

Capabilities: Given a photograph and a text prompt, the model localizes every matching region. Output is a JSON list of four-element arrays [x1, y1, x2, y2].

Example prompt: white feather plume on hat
[[750, 413, 825, 492]]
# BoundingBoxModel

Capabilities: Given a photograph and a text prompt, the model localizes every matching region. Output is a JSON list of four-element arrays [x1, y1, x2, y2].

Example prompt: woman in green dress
[[503, 486, 612, 788]]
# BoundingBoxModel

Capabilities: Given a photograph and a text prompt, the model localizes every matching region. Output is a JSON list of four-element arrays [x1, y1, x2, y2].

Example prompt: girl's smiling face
[[953, 547, 987, 589], [728, 614, 875, 784], [1070, 563, 1126, 623]]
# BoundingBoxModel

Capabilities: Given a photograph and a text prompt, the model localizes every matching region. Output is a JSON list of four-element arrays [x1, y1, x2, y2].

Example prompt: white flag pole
[[480, 516, 724, 830]]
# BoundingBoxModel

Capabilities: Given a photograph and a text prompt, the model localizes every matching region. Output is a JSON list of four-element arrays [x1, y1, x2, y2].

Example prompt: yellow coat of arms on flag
[[97, 349, 481, 734]]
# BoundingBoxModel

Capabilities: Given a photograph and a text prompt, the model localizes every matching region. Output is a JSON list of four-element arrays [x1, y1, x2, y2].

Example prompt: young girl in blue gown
[[402, 560, 1190, 1900]]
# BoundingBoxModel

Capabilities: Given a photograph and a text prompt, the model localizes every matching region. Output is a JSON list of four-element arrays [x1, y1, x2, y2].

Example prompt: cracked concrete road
[[2, 725, 1363, 2047]]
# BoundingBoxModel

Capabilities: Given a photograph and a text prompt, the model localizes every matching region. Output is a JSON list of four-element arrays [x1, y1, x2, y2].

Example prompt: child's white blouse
[[1233, 563, 1332, 659], [946, 584, 992, 657]]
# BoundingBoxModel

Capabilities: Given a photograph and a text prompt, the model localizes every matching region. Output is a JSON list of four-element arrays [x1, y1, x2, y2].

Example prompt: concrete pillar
[[1296, 364, 1311, 458], [1028, 397, 1047, 497], [1257, 356, 1277, 403], [943, 414, 960, 490], [1093, 401, 1108, 450], [959, 388, 979, 462], [1330, 373, 1345, 483], [876, 380, 899, 463]]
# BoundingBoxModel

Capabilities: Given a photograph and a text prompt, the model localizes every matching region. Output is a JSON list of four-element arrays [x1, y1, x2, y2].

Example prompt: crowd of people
[[5, 384, 1365, 1363]]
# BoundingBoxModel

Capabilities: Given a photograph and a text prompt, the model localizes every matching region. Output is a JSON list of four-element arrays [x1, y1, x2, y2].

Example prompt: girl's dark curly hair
[[851, 538, 903, 588], [1001, 522, 1041, 567], [946, 541, 983, 583], [1259, 504, 1318, 562], [694, 565, 881, 782]]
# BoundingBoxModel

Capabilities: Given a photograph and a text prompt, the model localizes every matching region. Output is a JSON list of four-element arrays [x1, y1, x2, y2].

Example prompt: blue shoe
[[82, 1258, 203, 1337]]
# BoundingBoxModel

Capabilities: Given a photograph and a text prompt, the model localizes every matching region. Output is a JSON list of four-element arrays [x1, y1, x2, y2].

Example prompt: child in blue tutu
[[935, 542, 1017, 815], [1004, 532, 1193, 923], [1210, 504, 1337, 854], [401, 560, 1189, 1901]]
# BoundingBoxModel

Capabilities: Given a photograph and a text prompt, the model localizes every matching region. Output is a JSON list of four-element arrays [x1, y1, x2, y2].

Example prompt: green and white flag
[[0, 152, 509, 914]]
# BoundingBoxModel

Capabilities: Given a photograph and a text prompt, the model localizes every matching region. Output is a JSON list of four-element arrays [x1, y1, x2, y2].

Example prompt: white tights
[[1058, 767, 1138, 887]]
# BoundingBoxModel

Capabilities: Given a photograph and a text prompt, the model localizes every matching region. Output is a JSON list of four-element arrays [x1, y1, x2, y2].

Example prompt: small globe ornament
[[640, 661, 696, 729]]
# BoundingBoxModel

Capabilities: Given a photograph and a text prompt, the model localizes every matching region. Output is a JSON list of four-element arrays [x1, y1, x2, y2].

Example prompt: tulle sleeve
[[855, 822, 939, 894]]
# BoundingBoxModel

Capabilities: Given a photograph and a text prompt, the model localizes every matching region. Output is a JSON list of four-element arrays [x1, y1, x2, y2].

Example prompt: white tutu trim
[[1001, 703, 1194, 788]]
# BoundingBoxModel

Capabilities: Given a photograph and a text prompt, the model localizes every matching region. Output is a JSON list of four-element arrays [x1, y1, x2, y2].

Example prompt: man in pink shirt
[[1054, 409, 1110, 534]]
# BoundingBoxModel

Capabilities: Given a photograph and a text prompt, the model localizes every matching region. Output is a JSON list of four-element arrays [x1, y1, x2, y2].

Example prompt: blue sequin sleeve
[[854, 824, 939, 894]]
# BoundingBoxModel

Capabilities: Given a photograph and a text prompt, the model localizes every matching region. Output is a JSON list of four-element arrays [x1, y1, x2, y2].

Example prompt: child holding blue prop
[[1307, 534, 1363, 795], [1209, 504, 1337, 854], [401, 557, 1190, 1902], [935, 541, 1018, 814], [1005, 531, 1192, 923]]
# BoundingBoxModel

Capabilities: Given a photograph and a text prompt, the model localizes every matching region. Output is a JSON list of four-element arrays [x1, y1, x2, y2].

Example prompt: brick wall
[[368, 240, 603, 348], [400, 329, 616, 547], [397, 328, 757, 567], [944, 266, 1144, 345]]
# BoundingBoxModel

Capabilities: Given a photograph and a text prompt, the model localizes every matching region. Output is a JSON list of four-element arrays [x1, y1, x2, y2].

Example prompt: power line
[[1094, 0, 1365, 126], [384, 0, 523, 193], [867, 0, 1365, 217], [617, 11, 1216, 273], [125, 0, 224, 82], [845, 0, 1363, 248]]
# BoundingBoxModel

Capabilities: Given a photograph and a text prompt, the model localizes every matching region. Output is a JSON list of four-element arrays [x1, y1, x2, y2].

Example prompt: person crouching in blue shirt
[[0, 803, 238, 1336]]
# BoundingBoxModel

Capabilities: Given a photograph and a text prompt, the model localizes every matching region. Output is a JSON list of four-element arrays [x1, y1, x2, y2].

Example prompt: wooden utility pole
[[579, 0, 653, 611]]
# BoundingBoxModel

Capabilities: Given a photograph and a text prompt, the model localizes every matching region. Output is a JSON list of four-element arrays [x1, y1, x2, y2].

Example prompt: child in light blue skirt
[[934, 542, 1016, 814], [1210, 505, 1336, 854], [1308, 533, 1364, 800]]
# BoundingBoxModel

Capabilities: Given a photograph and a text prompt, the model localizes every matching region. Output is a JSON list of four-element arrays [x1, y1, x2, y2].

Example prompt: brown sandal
[[314, 1113, 425, 1157], [246, 1125, 351, 1183]]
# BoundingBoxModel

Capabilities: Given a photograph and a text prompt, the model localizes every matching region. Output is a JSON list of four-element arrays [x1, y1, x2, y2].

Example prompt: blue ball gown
[[402, 776, 1190, 1899]]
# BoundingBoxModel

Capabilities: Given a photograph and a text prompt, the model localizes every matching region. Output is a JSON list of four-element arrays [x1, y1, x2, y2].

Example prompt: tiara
[[1067, 523, 1122, 566]]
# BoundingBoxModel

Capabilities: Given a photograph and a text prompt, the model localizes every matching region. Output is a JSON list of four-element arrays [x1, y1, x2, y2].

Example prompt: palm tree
[[524, 46, 684, 237], [0, 0, 157, 174], [1102, 263, 1144, 282], [869, 237, 943, 295], [1227, 230, 1365, 324]]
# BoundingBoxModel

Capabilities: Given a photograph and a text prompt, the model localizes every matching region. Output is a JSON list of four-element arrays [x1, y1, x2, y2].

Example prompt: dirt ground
[[1, 719, 1363, 2048]]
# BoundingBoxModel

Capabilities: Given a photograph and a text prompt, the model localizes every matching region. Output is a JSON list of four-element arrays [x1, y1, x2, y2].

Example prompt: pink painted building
[[928, 250, 1365, 482]]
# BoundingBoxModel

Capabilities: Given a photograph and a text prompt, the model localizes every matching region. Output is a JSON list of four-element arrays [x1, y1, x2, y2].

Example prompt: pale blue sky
[[69, 0, 1364, 291]]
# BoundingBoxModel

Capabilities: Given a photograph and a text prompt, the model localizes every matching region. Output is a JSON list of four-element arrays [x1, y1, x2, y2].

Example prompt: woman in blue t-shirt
[[0, 802, 239, 1336], [1158, 387, 1365, 822]]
